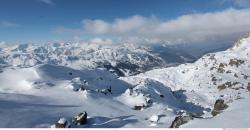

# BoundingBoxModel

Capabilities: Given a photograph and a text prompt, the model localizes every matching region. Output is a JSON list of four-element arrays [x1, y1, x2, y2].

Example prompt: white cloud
[[0, 21, 20, 28], [53, 8, 250, 44], [82, 15, 148, 34], [80, 8, 250, 43], [82, 20, 110, 34], [39, 0, 54, 6]]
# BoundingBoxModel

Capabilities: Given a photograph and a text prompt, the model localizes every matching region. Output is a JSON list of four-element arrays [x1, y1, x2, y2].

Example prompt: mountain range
[[0, 34, 249, 128]]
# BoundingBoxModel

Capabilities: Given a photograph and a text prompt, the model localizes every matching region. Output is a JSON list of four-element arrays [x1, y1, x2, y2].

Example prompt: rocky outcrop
[[247, 83, 250, 92], [72, 112, 88, 125], [229, 59, 245, 67], [211, 99, 228, 116], [217, 82, 240, 90]]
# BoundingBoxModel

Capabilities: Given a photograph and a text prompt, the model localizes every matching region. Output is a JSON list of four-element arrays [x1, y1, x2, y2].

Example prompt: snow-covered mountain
[[0, 42, 194, 76], [123, 34, 250, 105], [0, 34, 249, 128], [121, 34, 250, 127]]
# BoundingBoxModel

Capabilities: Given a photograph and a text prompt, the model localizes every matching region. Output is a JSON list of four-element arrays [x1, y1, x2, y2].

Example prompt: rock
[[107, 86, 112, 94], [211, 99, 228, 116], [214, 99, 228, 111], [217, 67, 225, 73], [133, 105, 144, 110], [217, 82, 240, 90], [211, 75, 217, 85], [72, 112, 88, 125], [53, 117, 70, 128], [247, 83, 250, 91], [170, 115, 193, 128], [244, 75, 248, 79], [219, 63, 226, 68], [229, 59, 245, 67]]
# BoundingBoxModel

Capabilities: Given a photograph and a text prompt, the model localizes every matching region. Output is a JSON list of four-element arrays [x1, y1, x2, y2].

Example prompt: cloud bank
[[55, 8, 250, 44]]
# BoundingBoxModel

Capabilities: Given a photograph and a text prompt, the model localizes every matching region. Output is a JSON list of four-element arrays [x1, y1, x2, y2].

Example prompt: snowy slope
[[120, 34, 250, 127], [183, 96, 250, 128], [0, 35, 249, 128], [0, 64, 204, 128]]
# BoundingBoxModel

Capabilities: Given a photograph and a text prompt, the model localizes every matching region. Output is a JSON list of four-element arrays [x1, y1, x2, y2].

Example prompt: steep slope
[[121, 34, 250, 124]]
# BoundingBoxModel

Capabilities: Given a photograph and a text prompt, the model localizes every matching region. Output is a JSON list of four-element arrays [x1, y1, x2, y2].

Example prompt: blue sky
[[0, 0, 250, 43]]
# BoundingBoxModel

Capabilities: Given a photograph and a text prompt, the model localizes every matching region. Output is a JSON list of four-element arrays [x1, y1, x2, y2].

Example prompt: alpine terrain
[[0, 34, 249, 128]]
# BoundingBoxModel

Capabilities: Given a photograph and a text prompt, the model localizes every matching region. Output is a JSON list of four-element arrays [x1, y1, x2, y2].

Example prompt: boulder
[[211, 99, 228, 116], [133, 105, 145, 110], [72, 112, 88, 125]]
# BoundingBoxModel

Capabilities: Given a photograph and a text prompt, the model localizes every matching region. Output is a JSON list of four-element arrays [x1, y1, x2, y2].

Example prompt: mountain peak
[[230, 33, 250, 51]]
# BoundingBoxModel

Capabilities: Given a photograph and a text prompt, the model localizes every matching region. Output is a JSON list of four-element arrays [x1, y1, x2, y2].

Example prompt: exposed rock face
[[217, 82, 240, 90], [211, 99, 228, 116], [72, 112, 88, 125], [170, 115, 193, 128], [229, 59, 245, 67], [217, 63, 227, 73]]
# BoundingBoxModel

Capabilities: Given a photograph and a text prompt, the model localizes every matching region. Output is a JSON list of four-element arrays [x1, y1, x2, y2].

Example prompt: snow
[[116, 89, 148, 108], [58, 118, 67, 124], [0, 34, 249, 128], [183, 96, 250, 128], [0, 42, 190, 76], [149, 114, 159, 123]]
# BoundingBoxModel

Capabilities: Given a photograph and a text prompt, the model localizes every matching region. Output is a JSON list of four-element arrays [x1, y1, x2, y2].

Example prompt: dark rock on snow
[[211, 99, 228, 116], [247, 83, 250, 92], [72, 112, 88, 125], [134, 105, 145, 110]]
